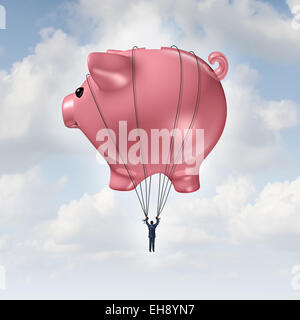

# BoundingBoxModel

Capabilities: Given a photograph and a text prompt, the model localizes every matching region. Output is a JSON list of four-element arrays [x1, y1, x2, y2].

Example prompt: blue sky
[[0, 1, 65, 68], [0, 0, 300, 299]]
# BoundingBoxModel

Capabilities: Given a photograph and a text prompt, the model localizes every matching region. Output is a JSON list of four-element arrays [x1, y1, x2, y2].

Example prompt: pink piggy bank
[[62, 47, 228, 193]]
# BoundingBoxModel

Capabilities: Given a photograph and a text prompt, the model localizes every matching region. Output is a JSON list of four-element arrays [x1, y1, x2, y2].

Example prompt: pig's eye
[[75, 87, 84, 98]]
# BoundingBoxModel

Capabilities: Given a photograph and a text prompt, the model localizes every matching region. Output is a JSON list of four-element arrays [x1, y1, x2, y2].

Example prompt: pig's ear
[[87, 52, 131, 91]]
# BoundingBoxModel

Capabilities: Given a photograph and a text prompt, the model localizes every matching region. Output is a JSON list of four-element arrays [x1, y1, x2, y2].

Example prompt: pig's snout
[[62, 94, 78, 128]]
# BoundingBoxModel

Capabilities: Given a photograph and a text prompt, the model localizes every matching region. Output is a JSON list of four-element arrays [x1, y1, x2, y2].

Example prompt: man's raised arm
[[145, 216, 150, 226], [154, 216, 160, 226]]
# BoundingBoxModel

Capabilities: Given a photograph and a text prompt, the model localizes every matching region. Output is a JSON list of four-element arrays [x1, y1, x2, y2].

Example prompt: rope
[[146, 175, 152, 214], [86, 74, 147, 216], [131, 46, 149, 216], [157, 50, 202, 216], [156, 173, 162, 214], [157, 45, 184, 215]]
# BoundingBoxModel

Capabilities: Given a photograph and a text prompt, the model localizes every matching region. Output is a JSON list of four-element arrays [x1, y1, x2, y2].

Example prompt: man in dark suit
[[145, 216, 160, 252]]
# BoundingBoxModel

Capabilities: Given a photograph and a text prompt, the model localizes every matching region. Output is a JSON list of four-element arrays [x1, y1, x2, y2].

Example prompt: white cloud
[[0, 29, 81, 140], [72, 0, 300, 62], [66, 0, 175, 48], [26, 177, 250, 255], [209, 65, 299, 173], [1, 170, 299, 299], [287, 0, 300, 11], [230, 176, 300, 243], [146, 177, 255, 250], [39, 188, 116, 247], [162, 174, 300, 247], [194, 0, 300, 62], [0, 168, 48, 224], [7, 172, 300, 260], [259, 100, 300, 130], [0, 28, 93, 173]]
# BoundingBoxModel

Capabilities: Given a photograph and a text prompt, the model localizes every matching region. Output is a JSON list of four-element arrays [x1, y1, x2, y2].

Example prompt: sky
[[0, 0, 300, 299]]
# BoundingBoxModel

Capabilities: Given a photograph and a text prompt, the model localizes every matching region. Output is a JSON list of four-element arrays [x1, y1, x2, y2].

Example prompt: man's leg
[[149, 238, 151, 252], [150, 238, 154, 252], [153, 238, 155, 252]]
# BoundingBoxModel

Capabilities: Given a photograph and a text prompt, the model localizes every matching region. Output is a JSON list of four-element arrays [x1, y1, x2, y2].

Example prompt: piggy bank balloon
[[62, 46, 228, 215]]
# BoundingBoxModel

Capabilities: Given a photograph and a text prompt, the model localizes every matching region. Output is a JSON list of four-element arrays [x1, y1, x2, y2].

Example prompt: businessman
[[145, 216, 160, 252]]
